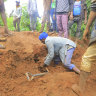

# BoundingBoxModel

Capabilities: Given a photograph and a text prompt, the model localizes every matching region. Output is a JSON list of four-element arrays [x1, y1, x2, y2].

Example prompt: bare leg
[[13, 17, 17, 31], [17, 18, 20, 32], [40, 11, 46, 33], [1, 11, 9, 34], [72, 70, 90, 96], [79, 71, 90, 92]]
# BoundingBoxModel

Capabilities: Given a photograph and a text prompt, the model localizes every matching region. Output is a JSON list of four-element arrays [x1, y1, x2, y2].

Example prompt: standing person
[[28, 0, 38, 32], [38, 32, 80, 74], [56, 0, 74, 38], [0, 0, 11, 49], [0, 0, 11, 36], [40, 0, 51, 33], [72, 1, 96, 96], [10, 0, 22, 32], [68, 0, 87, 40], [50, 0, 58, 32]]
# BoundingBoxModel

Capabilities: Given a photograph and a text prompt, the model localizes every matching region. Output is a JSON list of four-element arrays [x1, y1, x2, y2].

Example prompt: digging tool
[[25, 69, 49, 81]]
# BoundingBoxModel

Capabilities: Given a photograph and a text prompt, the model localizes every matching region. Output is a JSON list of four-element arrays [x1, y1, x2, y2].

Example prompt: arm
[[9, 10, 14, 17], [69, 0, 74, 20], [83, 11, 96, 40], [44, 41, 54, 65]]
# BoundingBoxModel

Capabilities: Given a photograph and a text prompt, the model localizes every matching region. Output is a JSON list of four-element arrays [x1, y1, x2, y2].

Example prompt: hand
[[83, 27, 89, 41], [53, 14, 55, 20], [69, 14, 73, 21]]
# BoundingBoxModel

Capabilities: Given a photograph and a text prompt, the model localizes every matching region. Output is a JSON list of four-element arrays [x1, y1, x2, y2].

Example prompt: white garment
[[13, 7, 22, 18]]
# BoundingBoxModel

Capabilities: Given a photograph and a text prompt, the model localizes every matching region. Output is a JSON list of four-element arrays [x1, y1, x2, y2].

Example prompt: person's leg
[[29, 15, 33, 30], [1, 11, 10, 34], [40, 11, 46, 32], [65, 48, 80, 74], [68, 20, 74, 37], [79, 71, 90, 92], [17, 18, 21, 32], [56, 14, 63, 36], [0, 1, 10, 35], [33, 14, 37, 30], [56, 15, 58, 33], [13, 17, 17, 31], [76, 19, 82, 39], [62, 14, 68, 38], [50, 8, 56, 31], [72, 43, 96, 95], [50, 8, 54, 31], [59, 46, 80, 74], [72, 71, 89, 96], [46, 11, 50, 32]]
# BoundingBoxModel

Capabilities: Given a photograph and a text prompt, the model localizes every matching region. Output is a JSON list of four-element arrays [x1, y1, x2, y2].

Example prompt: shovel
[[25, 69, 49, 81]]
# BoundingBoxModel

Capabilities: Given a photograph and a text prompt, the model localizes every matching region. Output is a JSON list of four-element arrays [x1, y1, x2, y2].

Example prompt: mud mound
[[0, 28, 96, 96]]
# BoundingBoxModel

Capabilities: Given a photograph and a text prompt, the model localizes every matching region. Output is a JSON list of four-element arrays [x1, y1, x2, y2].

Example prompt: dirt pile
[[0, 27, 96, 96]]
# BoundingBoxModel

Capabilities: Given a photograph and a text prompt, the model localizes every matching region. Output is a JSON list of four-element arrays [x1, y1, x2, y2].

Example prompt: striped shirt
[[91, 0, 96, 11], [56, 0, 73, 13]]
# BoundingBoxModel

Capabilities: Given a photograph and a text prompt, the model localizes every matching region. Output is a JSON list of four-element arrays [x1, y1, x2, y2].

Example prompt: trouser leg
[[62, 14, 68, 38], [56, 15, 63, 37]]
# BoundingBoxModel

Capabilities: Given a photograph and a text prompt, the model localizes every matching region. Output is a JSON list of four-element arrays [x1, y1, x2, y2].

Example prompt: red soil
[[0, 27, 96, 96]]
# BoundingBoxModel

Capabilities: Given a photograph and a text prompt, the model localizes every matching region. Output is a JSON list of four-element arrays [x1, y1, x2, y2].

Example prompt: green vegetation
[[7, 5, 42, 32], [70, 0, 91, 38]]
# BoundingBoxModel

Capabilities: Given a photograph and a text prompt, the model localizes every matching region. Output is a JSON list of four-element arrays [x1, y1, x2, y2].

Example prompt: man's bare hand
[[69, 14, 73, 21], [83, 27, 89, 42]]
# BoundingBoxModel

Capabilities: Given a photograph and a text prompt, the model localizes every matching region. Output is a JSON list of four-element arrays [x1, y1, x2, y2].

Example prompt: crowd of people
[[5, 0, 88, 40], [0, 0, 96, 96]]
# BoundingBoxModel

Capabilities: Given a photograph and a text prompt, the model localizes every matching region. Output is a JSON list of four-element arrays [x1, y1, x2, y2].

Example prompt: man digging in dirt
[[72, 1, 96, 96], [38, 32, 80, 74]]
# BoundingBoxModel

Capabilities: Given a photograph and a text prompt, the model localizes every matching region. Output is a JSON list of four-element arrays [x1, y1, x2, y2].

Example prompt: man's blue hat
[[39, 32, 48, 40], [16, 0, 20, 3]]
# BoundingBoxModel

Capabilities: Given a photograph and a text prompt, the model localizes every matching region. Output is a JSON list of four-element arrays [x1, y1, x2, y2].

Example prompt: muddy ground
[[0, 27, 96, 96]]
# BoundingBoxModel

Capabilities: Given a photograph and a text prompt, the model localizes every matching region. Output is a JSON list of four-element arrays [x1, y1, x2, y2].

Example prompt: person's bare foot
[[4, 28, 13, 37], [72, 84, 83, 96]]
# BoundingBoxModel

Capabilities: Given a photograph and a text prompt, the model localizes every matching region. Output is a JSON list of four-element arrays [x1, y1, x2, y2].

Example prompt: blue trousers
[[54, 48, 75, 70], [50, 8, 58, 32]]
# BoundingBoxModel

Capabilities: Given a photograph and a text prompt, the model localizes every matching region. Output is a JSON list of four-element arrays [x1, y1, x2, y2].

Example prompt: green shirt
[[51, 0, 56, 8]]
